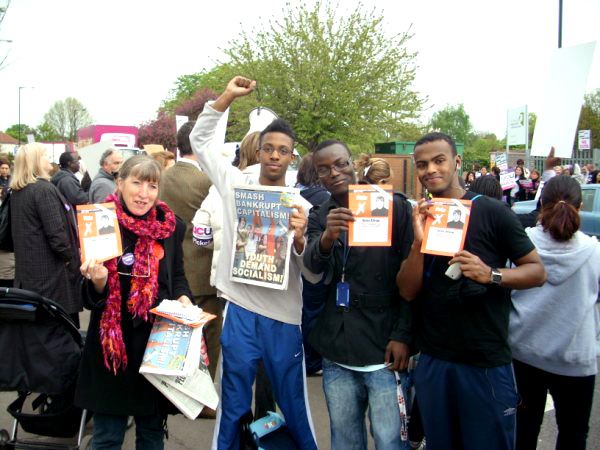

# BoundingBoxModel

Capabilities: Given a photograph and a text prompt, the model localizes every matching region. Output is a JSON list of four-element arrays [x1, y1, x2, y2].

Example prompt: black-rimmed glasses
[[316, 159, 352, 178], [260, 145, 293, 157]]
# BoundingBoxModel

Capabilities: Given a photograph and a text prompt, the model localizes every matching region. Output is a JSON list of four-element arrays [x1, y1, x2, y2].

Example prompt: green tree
[[167, 1, 424, 151], [43, 97, 93, 141], [528, 112, 536, 148], [465, 132, 502, 164], [35, 121, 63, 142], [429, 103, 474, 145], [161, 64, 235, 113], [576, 89, 600, 149], [5, 123, 35, 141]]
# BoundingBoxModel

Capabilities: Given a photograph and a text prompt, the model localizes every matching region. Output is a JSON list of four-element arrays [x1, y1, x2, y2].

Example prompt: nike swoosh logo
[[294, 351, 302, 357]]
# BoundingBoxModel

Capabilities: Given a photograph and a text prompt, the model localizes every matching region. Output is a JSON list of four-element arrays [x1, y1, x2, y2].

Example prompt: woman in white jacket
[[509, 175, 600, 450]]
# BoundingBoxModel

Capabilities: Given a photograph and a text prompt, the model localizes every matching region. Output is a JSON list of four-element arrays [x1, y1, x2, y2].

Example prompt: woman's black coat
[[74, 215, 192, 416]]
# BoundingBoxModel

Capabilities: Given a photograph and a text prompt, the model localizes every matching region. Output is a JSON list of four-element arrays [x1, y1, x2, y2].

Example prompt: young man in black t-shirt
[[396, 132, 546, 449]]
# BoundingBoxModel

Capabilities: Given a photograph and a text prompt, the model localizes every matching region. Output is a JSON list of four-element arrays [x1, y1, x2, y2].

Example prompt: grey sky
[[0, 0, 598, 140]]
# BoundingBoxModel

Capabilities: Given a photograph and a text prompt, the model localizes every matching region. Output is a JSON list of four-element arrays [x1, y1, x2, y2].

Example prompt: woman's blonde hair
[[354, 154, 393, 184], [238, 131, 261, 171], [10, 143, 51, 191]]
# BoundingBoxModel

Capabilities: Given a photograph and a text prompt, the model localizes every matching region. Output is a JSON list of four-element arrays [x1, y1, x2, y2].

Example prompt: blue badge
[[336, 281, 350, 308], [122, 253, 134, 266]]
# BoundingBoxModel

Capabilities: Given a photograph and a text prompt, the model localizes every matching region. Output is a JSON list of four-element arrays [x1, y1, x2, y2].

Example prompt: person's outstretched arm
[[189, 76, 256, 195]]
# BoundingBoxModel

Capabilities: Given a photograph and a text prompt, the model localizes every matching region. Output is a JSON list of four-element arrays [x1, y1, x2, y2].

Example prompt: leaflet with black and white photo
[[421, 198, 472, 256]]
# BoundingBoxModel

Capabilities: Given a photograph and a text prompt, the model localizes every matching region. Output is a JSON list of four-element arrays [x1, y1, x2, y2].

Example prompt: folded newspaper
[[144, 364, 218, 420], [150, 299, 213, 327], [140, 315, 219, 419]]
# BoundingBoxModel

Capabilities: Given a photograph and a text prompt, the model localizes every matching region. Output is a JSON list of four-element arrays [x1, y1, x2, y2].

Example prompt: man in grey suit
[[89, 148, 123, 203], [159, 122, 219, 388]]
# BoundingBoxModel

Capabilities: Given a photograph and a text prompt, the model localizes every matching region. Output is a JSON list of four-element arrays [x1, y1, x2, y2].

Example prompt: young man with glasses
[[304, 139, 414, 449], [190, 76, 318, 450]]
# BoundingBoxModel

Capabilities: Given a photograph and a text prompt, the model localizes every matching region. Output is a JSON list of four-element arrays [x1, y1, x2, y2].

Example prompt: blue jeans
[[322, 358, 411, 450], [92, 412, 166, 450]]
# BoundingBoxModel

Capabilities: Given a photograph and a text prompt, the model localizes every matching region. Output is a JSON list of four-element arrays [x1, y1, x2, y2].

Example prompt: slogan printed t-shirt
[[415, 191, 534, 368]]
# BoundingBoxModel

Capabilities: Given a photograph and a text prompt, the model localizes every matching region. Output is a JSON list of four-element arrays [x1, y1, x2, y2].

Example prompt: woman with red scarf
[[75, 155, 192, 449]]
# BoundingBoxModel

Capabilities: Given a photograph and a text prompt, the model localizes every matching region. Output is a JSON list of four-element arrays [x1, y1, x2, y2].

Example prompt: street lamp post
[[558, 0, 563, 49], [18, 86, 34, 146]]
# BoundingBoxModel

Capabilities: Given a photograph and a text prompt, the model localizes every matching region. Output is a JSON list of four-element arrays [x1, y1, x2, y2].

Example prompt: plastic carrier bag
[[240, 411, 299, 450]]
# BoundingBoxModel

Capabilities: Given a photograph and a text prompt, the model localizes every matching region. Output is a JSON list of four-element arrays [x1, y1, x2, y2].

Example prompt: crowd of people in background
[[0, 76, 599, 450], [464, 160, 599, 206]]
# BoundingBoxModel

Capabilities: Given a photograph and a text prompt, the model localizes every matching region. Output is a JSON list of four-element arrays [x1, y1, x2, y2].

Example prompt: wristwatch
[[490, 268, 503, 285]]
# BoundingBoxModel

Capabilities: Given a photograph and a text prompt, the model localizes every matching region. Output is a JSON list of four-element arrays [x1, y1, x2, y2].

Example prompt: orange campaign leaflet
[[420, 198, 472, 256], [348, 184, 393, 247], [76, 202, 123, 263]]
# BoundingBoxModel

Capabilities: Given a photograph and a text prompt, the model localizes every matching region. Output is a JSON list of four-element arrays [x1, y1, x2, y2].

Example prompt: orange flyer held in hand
[[76, 202, 123, 263], [348, 184, 393, 247], [420, 198, 472, 256]]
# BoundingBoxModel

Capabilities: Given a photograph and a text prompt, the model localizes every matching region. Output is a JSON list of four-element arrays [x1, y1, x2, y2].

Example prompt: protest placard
[[230, 185, 298, 290], [500, 169, 517, 190]]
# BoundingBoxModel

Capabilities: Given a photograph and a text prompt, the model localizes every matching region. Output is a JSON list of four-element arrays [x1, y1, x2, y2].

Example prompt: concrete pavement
[[1, 311, 599, 449]]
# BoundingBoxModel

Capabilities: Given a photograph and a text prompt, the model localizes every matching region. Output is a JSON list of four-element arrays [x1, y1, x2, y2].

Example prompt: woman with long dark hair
[[526, 169, 540, 200], [511, 166, 528, 203], [75, 155, 192, 448], [464, 171, 476, 190], [509, 175, 600, 449]]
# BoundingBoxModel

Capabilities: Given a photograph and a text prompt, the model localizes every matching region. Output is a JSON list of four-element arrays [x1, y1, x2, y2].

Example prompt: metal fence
[[464, 148, 600, 174]]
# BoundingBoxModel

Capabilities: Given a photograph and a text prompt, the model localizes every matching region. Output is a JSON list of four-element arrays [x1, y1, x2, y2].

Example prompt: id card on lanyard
[[336, 233, 351, 308]]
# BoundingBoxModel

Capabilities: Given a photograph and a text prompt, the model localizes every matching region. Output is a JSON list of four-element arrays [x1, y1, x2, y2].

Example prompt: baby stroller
[[0, 288, 91, 449]]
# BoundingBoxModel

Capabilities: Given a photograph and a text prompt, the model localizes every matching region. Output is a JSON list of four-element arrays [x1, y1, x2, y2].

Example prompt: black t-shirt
[[414, 191, 534, 367]]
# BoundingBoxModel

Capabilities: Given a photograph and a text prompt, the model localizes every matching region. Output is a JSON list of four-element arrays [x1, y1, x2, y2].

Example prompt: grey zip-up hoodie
[[510, 225, 600, 376]]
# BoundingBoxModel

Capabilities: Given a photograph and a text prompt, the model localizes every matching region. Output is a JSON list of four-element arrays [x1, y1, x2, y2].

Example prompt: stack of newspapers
[[139, 300, 218, 419]]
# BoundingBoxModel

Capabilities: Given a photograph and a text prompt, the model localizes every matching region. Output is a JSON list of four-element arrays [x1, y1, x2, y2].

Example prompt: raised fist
[[224, 76, 256, 98]]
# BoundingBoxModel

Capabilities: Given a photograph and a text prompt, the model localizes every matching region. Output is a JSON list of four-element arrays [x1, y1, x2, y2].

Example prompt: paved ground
[[1, 311, 599, 449]]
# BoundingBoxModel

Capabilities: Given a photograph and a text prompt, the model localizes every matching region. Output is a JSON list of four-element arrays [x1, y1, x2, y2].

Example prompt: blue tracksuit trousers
[[212, 302, 317, 450], [414, 353, 518, 450]]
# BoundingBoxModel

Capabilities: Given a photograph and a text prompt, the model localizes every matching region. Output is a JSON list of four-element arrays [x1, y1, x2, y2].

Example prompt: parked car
[[511, 184, 600, 238]]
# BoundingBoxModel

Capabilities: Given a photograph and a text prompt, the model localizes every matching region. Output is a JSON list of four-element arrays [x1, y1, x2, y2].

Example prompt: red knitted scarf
[[100, 193, 176, 374]]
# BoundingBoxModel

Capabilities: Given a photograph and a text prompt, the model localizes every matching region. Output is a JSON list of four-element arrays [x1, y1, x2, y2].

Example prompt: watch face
[[492, 270, 502, 284]]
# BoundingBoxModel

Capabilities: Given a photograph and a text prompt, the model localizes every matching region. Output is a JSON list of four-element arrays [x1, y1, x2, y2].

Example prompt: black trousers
[[513, 359, 595, 450]]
